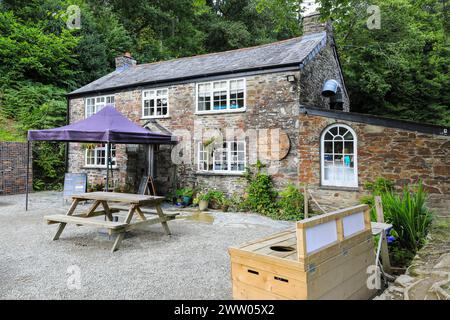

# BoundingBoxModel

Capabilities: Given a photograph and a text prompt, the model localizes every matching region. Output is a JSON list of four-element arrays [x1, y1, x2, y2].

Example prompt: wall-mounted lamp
[[286, 75, 297, 82]]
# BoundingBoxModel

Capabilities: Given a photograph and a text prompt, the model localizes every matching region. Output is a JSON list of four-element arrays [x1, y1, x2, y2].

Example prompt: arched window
[[321, 124, 358, 187]]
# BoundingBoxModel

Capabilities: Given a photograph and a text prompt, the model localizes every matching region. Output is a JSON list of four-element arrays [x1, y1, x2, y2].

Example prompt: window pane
[[344, 141, 354, 154], [213, 81, 227, 90], [344, 168, 355, 182], [334, 141, 343, 153], [344, 155, 354, 168], [198, 83, 210, 93], [324, 153, 333, 166], [230, 80, 245, 109], [198, 95, 211, 111], [344, 130, 354, 140], [213, 91, 227, 110], [330, 127, 338, 136], [324, 141, 333, 153], [230, 90, 244, 109], [333, 155, 343, 167], [325, 132, 333, 140], [324, 167, 332, 180]]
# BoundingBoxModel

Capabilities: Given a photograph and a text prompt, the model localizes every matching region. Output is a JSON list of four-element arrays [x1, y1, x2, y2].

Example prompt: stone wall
[[298, 111, 450, 215], [299, 33, 350, 111], [0, 142, 32, 195]]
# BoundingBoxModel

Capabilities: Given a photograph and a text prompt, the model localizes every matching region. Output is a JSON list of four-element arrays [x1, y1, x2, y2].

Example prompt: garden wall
[[0, 142, 32, 195], [298, 107, 450, 215]]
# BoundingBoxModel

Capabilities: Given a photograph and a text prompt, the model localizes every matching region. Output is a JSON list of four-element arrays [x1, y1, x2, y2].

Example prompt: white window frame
[[84, 144, 117, 168], [196, 78, 246, 114], [141, 87, 170, 119], [85, 95, 115, 118], [197, 140, 246, 174], [320, 124, 358, 188]]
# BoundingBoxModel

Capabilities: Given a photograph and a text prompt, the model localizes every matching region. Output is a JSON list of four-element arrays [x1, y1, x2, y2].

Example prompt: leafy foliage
[[242, 162, 305, 220], [361, 179, 433, 266], [318, 0, 449, 125], [277, 183, 304, 220], [381, 182, 433, 252], [243, 161, 279, 216]]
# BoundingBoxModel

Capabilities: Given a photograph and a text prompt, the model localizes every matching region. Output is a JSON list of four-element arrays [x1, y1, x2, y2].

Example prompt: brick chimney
[[115, 52, 136, 71], [301, 12, 327, 35]]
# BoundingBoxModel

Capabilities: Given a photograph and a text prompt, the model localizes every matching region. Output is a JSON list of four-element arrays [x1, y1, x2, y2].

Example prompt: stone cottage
[[66, 14, 449, 213]]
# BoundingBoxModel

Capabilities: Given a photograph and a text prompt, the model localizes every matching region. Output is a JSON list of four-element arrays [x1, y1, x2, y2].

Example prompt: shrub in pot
[[208, 190, 225, 210], [194, 191, 211, 211], [176, 187, 194, 206]]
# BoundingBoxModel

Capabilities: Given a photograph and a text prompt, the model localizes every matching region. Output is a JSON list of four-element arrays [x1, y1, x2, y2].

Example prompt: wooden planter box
[[228, 204, 377, 300]]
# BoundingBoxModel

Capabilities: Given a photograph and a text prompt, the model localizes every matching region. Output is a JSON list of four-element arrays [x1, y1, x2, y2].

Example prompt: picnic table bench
[[44, 192, 178, 252]]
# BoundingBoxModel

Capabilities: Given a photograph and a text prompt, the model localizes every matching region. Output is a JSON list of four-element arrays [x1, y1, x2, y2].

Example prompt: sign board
[[138, 176, 149, 195], [63, 173, 87, 198]]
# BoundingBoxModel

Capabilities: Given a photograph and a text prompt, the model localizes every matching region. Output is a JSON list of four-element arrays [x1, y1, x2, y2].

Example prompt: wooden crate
[[228, 204, 377, 300]]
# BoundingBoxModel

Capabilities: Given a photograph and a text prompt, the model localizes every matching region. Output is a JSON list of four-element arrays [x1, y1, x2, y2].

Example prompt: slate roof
[[68, 31, 327, 96]]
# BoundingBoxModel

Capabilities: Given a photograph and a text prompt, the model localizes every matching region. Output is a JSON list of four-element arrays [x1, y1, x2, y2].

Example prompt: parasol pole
[[105, 142, 110, 192], [25, 141, 30, 210]]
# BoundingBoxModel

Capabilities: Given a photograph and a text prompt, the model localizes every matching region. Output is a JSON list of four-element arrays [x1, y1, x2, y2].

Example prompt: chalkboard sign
[[138, 176, 156, 195], [63, 173, 87, 198], [138, 176, 149, 195]]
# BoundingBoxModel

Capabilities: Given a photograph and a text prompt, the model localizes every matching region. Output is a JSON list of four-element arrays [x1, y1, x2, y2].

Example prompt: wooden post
[[374, 196, 391, 274], [303, 185, 309, 219], [375, 196, 384, 223]]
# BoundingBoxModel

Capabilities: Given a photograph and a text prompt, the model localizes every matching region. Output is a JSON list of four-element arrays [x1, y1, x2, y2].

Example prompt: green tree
[[318, 0, 449, 125]]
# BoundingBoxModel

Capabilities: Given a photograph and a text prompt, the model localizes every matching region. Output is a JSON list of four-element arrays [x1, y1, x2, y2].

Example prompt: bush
[[243, 161, 278, 216], [277, 184, 304, 221]]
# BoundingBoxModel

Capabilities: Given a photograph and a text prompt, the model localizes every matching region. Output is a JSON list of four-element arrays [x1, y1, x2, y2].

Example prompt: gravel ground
[[0, 192, 292, 300]]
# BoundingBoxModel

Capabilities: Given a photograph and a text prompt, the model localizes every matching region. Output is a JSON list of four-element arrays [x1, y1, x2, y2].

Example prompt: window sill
[[195, 108, 246, 116], [319, 185, 360, 192], [141, 115, 171, 120], [195, 171, 245, 177], [82, 166, 119, 170]]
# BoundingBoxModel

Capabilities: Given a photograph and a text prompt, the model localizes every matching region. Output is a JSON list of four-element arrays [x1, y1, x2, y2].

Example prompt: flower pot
[[183, 196, 191, 205], [209, 199, 221, 210], [176, 198, 184, 207], [199, 200, 209, 211]]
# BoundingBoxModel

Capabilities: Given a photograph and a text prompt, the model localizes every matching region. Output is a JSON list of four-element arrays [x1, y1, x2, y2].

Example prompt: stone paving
[[375, 216, 450, 300]]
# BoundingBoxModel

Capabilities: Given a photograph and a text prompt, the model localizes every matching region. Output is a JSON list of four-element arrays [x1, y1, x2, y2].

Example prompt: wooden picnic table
[[44, 192, 178, 252]]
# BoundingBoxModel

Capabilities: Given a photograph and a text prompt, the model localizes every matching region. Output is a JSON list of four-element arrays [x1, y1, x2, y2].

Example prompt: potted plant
[[220, 197, 232, 212], [175, 189, 185, 207], [208, 190, 225, 210], [193, 191, 211, 211], [180, 187, 194, 205]]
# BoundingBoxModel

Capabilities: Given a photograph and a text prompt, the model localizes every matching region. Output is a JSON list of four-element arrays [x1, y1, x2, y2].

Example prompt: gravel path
[[0, 192, 292, 300]]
